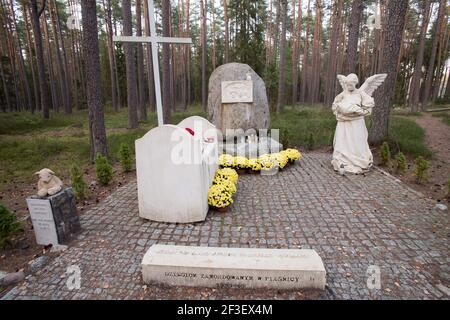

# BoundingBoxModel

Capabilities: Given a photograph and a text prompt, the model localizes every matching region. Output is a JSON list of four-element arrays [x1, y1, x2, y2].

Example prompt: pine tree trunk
[[324, 0, 343, 107], [48, 0, 70, 114], [143, 0, 155, 112], [310, 0, 321, 103], [346, 0, 363, 74], [408, 0, 431, 112], [29, 0, 50, 119], [42, 11, 58, 112], [224, 0, 229, 63], [422, 0, 446, 109], [369, 0, 408, 145], [300, 0, 311, 102], [276, 0, 288, 112], [122, 0, 139, 128], [136, 0, 147, 121], [81, 0, 108, 158], [104, 0, 119, 112], [291, 0, 302, 105], [200, 0, 207, 111], [162, 0, 172, 122]]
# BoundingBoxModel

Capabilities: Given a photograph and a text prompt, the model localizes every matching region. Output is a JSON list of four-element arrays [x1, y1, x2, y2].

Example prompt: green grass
[[432, 112, 450, 126], [0, 105, 432, 188]]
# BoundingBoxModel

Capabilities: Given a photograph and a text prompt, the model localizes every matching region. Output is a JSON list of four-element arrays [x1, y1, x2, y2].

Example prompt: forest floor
[[0, 105, 446, 288]]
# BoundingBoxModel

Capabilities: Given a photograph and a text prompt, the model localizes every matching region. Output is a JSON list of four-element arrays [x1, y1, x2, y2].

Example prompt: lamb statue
[[331, 73, 387, 174], [34, 168, 63, 197]]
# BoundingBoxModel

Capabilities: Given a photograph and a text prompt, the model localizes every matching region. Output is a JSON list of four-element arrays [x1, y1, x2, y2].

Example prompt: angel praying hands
[[331, 73, 387, 174]]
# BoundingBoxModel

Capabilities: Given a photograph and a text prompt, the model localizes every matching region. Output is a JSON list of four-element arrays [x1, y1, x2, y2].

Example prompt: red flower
[[185, 128, 195, 136]]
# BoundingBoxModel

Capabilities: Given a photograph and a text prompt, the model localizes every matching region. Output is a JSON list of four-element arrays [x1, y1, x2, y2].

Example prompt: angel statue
[[331, 73, 387, 174]]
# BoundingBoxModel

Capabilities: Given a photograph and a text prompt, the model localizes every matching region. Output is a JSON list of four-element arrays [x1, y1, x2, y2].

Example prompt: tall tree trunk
[[291, 0, 302, 105], [422, 0, 446, 109], [300, 0, 311, 102], [310, 0, 321, 103], [162, 0, 172, 122], [30, 0, 50, 119], [224, 0, 229, 63], [81, 0, 108, 158], [346, 0, 363, 74], [103, 0, 119, 112], [200, 0, 207, 111], [42, 10, 58, 112], [408, 0, 431, 111], [136, 0, 147, 121], [276, 0, 288, 112], [8, 0, 33, 112], [23, 2, 40, 113], [186, 0, 191, 106], [369, 0, 408, 145], [143, 0, 155, 112], [324, 0, 343, 107], [48, 0, 70, 114], [122, 0, 139, 128]]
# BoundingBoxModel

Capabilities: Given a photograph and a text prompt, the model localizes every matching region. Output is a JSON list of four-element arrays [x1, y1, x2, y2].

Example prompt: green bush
[[413, 156, 429, 184], [306, 132, 315, 150], [380, 142, 391, 166], [119, 143, 133, 172], [70, 163, 87, 199], [394, 152, 407, 174], [95, 153, 113, 185], [0, 203, 24, 249]]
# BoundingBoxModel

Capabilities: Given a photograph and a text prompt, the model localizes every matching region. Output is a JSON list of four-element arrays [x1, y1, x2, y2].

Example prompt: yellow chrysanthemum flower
[[219, 154, 234, 167], [248, 158, 261, 171], [214, 168, 239, 184], [208, 184, 234, 208], [233, 156, 249, 169], [281, 148, 302, 161]]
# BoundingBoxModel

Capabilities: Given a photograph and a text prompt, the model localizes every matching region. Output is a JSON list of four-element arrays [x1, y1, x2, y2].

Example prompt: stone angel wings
[[337, 73, 387, 96]]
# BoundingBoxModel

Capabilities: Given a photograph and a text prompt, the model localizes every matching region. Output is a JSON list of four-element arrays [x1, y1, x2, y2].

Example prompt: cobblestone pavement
[[2, 153, 448, 300]]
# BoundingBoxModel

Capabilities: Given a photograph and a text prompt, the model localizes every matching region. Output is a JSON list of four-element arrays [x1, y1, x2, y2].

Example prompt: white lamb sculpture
[[35, 168, 63, 197]]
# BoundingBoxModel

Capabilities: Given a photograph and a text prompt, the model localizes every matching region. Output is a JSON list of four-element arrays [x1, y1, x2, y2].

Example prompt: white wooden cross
[[113, 0, 192, 126]]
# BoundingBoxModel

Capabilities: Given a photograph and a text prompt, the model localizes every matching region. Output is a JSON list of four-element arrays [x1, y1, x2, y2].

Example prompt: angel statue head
[[337, 73, 387, 97]]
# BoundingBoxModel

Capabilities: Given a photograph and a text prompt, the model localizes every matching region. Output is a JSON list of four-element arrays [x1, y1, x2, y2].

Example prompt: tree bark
[[122, 0, 139, 128], [346, 0, 363, 74], [324, 0, 343, 107], [81, 0, 108, 158], [276, 0, 288, 112], [408, 0, 431, 111], [310, 0, 321, 103], [224, 0, 229, 63], [200, 0, 207, 111], [104, 0, 119, 112], [162, 0, 172, 122], [29, 0, 50, 119], [369, 0, 408, 145], [300, 0, 311, 102], [136, 0, 147, 121], [422, 0, 446, 109], [291, 0, 302, 105], [143, 0, 156, 112]]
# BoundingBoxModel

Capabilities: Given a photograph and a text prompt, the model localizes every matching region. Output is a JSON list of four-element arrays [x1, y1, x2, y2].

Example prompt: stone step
[[142, 244, 326, 290]]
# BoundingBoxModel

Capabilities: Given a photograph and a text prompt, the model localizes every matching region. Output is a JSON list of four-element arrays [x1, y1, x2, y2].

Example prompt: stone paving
[[2, 153, 449, 300]]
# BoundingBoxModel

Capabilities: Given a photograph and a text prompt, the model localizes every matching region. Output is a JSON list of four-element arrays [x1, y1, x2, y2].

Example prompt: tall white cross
[[113, 0, 192, 126]]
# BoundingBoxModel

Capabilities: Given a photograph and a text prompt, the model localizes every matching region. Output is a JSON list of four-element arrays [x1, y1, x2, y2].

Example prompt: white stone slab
[[142, 245, 326, 290], [26, 198, 59, 245], [135, 117, 218, 223], [221, 80, 253, 103]]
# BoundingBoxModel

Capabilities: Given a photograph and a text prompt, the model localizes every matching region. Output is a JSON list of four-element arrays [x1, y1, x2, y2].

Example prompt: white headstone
[[26, 198, 58, 245], [221, 80, 253, 103], [142, 245, 326, 290], [135, 117, 218, 223]]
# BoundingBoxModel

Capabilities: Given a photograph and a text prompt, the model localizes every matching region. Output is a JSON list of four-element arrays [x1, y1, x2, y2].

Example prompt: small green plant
[[380, 141, 391, 166], [394, 152, 407, 174], [413, 156, 429, 184], [95, 153, 113, 185], [0, 203, 24, 249], [119, 143, 133, 172], [306, 132, 315, 150], [70, 163, 87, 199]]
